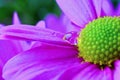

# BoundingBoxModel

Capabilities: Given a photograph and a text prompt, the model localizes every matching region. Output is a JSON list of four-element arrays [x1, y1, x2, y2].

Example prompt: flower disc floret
[[78, 17, 120, 67]]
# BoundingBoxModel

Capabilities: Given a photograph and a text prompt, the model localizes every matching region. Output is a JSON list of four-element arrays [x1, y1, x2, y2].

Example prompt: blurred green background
[[0, 0, 61, 25], [0, 0, 119, 25]]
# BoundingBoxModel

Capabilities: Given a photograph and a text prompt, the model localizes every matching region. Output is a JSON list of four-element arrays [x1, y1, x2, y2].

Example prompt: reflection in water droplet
[[63, 31, 79, 45]]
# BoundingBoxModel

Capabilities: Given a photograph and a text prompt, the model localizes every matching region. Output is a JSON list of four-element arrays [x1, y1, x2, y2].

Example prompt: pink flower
[[0, 0, 120, 80]]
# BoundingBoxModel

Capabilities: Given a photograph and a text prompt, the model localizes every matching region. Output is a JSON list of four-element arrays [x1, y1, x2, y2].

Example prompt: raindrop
[[63, 31, 79, 45]]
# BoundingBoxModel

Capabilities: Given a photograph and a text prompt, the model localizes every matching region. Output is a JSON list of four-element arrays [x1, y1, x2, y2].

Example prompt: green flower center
[[77, 17, 120, 67]]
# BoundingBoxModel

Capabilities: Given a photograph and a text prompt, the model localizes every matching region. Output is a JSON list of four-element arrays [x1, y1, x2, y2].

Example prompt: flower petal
[[36, 20, 46, 28], [3, 43, 78, 80], [0, 24, 4, 28], [45, 14, 66, 33], [0, 40, 28, 80], [0, 68, 4, 80], [116, 4, 120, 16], [114, 60, 120, 80], [0, 60, 4, 80], [101, 67, 113, 80], [12, 13, 31, 50], [0, 40, 23, 64], [58, 64, 113, 80], [0, 25, 66, 44], [93, 0, 103, 17], [45, 14, 80, 33], [56, 0, 96, 27], [12, 12, 21, 25], [61, 14, 81, 32], [102, 0, 114, 16], [73, 64, 99, 80], [0, 40, 30, 65], [57, 62, 91, 80]]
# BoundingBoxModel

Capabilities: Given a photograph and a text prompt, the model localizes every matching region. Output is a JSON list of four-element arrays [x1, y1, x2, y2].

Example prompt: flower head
[[0, 0, 120, 80]]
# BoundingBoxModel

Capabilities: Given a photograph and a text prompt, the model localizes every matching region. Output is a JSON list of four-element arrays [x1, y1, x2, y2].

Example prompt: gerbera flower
[[0, 0, 120, 80]]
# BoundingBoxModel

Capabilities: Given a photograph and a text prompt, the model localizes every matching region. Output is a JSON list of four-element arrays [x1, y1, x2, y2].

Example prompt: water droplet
[[63, 31, 79, 45]]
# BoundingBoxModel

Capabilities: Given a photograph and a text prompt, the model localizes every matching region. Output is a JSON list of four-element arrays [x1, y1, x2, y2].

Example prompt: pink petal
[[0, 60, 4, 80], [0, 40, 28, 80], [61, 14, 81, 32], [45, 14, 66, 33], [58, 62, 91, 80], [3, 43, 79, 80], [36, 20, 46, 28], [101, 67, 113, 80], [45, 14, 80, 33], [18, 41, 31, 51], [56, 0, 96, 27], [114, 60, 120, 80], [102, 0, 114, 16], [30, 41, 42, 48], [59, 63, 113, 80], [93, 0, 103, 17], [0, 25, 66, 44], [73, 64, 99, 80], [0, 40, 23, 65], [0, 24, 4, 28], [0, 67, 4, 80], [116, 4, 120, 16], [12, 12, 21, 25], [0, 40, 30, 66]]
